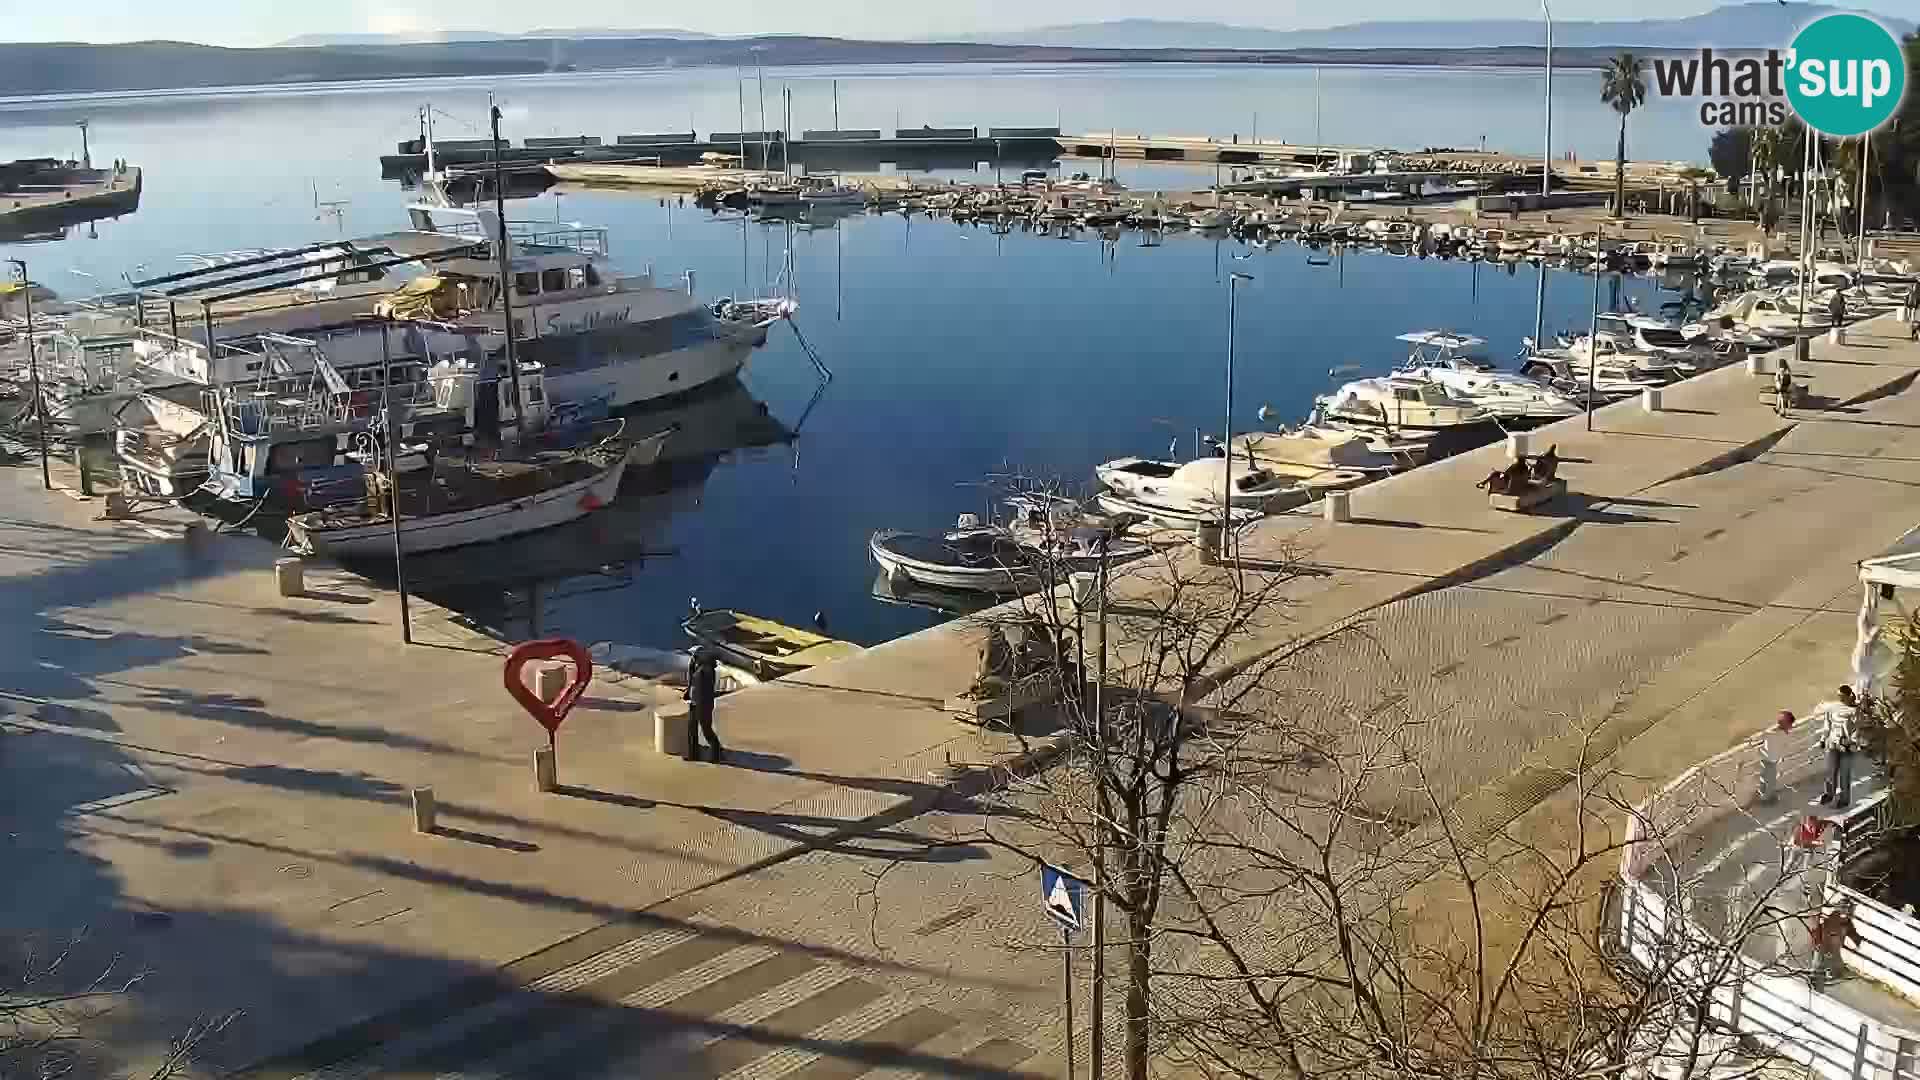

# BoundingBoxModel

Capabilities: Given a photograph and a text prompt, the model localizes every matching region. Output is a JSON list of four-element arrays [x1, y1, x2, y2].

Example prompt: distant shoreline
[[0, 39, 1664, 100]]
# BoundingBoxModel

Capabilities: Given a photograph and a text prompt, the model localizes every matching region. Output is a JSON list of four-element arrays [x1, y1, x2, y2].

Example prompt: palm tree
[[1600, 52, 1648, 217]]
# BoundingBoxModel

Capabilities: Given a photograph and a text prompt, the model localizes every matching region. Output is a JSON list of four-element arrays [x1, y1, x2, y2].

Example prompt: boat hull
[[868, 533, 1037, 595], [292, 456, 628, 558], [541, 334, 755, 414]]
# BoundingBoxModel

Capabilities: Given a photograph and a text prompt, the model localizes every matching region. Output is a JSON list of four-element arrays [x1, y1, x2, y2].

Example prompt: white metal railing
[[1620, 722, 1920, 1080], [441, 219, 609, 257]]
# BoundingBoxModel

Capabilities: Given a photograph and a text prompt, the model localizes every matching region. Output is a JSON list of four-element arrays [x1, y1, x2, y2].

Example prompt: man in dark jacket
[[686, 649, 724, 763]]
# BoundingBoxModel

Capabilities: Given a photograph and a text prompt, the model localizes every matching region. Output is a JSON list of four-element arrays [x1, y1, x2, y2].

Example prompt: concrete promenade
[[7, 312, 1920, 1077]]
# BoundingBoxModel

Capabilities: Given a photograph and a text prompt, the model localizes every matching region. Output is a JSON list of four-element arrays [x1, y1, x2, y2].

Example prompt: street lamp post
[[5, 259, 51, 489], [1587, 230, 1603, 432], [1533, 0, 1555, 352], [1224, 272, 1253, 561], [1539, 0, 1554, 199]]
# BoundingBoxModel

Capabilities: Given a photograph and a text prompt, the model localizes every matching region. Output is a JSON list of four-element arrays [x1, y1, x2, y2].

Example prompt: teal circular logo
[[1786, 14, 1907, 137]]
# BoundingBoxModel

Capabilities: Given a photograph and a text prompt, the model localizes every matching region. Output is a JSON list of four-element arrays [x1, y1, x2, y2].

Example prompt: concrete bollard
[[533, 746, 558, 792], [1746, 354, 1765, 377], [1195, 522, 1222, 566], [533, 663, 567, 704], [656, 702, 691, 758], [1642, 387, 1663, 413], [411, 786, 437, 832], [1506, 432, 1530, 461], [102, 491, 130, 520], [1069, 571, 1097, 609], [1324, 489, 1352, 523], [1829, 326, 1847, 347], [274, 557, 304, 597]]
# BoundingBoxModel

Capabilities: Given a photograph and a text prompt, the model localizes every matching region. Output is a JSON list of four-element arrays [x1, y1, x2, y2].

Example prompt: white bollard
[[1195, 522, 1222, 566], [1746, 354, 1765, 376], [533, 747, 557, 792], [1642, 387, 1663, 413], [655, 702, 691, 757], [1829, 326, 1847, 347], [1070, 571, 1097, 608], [1506, 432, 1530, 461], [411, 786, 437, 832], [275, 557, 304, 597], [533, 663, 567, 704], [1324, 489, 1352, 523]]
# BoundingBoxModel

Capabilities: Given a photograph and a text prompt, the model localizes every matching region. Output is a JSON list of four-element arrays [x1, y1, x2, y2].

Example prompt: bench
[[1489, 477, 1567, 513]]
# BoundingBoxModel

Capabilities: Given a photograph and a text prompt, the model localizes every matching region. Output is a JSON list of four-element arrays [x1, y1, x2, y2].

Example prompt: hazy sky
[[7, 0, 1748, 47]]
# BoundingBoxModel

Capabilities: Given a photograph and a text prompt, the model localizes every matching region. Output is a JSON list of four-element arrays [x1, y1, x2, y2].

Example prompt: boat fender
[[579, 492, 606, 511]]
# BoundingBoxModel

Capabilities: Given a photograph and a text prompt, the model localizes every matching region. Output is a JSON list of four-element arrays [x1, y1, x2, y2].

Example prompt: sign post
[[1041, 863, 1086, 1080]]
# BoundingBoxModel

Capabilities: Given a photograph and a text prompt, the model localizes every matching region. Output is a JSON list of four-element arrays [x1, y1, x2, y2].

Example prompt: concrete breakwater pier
[[8, 311, 1920, 1076]]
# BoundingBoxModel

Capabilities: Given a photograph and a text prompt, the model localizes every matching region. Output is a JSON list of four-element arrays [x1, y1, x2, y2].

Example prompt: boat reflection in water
[[868, 569, 998, 619], [343, 377, 795, 640]]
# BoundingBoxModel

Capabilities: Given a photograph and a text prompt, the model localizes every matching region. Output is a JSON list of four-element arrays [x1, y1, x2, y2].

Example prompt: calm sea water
[[0, 64, 1685, 649]]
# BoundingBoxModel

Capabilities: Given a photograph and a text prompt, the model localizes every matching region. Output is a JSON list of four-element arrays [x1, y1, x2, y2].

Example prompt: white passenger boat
[[122, 201, 782, 415]]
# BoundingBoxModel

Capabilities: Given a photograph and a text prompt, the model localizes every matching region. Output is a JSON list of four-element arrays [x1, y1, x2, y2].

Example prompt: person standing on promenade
[[1812, 686, 1859, 808], [686, 648, 724, 763]]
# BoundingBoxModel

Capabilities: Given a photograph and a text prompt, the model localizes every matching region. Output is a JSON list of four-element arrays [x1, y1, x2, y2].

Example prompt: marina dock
[[0, 160, 142, 240], [12, 307, 1920, 1075]]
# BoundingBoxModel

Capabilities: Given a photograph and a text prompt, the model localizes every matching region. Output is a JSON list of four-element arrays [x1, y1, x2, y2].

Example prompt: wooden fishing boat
[[682, 605, 862, 679]]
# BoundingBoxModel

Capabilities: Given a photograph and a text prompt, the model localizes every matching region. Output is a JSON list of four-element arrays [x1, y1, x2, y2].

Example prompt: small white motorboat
[[869, 520, 1043, 595], [1092, 490, 1265, 530], [1096, 455, 1306, 512]]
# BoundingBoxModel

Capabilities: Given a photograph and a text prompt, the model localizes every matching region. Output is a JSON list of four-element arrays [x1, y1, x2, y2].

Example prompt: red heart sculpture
[[503, 638, 594, 737]]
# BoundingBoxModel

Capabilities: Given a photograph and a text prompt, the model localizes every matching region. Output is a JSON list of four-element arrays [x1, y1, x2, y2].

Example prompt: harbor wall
[[615, 132, 696, 146], [894, 127, 978, 140]]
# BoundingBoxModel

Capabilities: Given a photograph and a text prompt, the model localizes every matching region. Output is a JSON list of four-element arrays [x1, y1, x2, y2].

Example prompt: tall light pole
[[1586, 230, 1602, 432], [753, 46, 768, 172], [1224, 272, 1253, 560], [1533, 0, 1555, 351], [5, 259, 50, 489], [1539, 0, 1553, 198]]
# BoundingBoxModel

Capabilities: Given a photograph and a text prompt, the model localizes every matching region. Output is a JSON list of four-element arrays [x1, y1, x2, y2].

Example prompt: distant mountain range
[[952, 3, 1914, 50], [277, 28, 716, 47], [7, 3, 1914, 99]]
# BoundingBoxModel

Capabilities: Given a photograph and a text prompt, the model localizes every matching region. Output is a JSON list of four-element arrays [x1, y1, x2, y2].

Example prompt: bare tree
[[1, 930, 237, 1080], [923, 516, 1818, 1080]]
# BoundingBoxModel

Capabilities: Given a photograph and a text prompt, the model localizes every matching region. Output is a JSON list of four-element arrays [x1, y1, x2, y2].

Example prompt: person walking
[[1809, 902, 1860, 987], [1813, 685, 1859, 808], [1773, 355, 1794, 417], [1828, 286, 1848, 330], [685, 648, 724, 763], [1906, 280, 1920, 340]]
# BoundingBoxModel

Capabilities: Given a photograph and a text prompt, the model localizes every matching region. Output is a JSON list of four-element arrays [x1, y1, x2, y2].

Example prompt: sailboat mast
[[489, 95, 527, 444]]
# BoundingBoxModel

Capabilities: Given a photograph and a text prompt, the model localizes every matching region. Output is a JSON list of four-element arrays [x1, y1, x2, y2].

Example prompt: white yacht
[[1693, 290, 1827, 337], [1097, 456, 1309, 515], [1229, 424, 1392, 484], [1552, 334, 1684, 383], [1393, 331, 1582, 430], [1316, 375, 1502, 437], [1516, 354, 1661, 403], [122, 202, 781, 414], [1591, 314, 1716, 371]]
